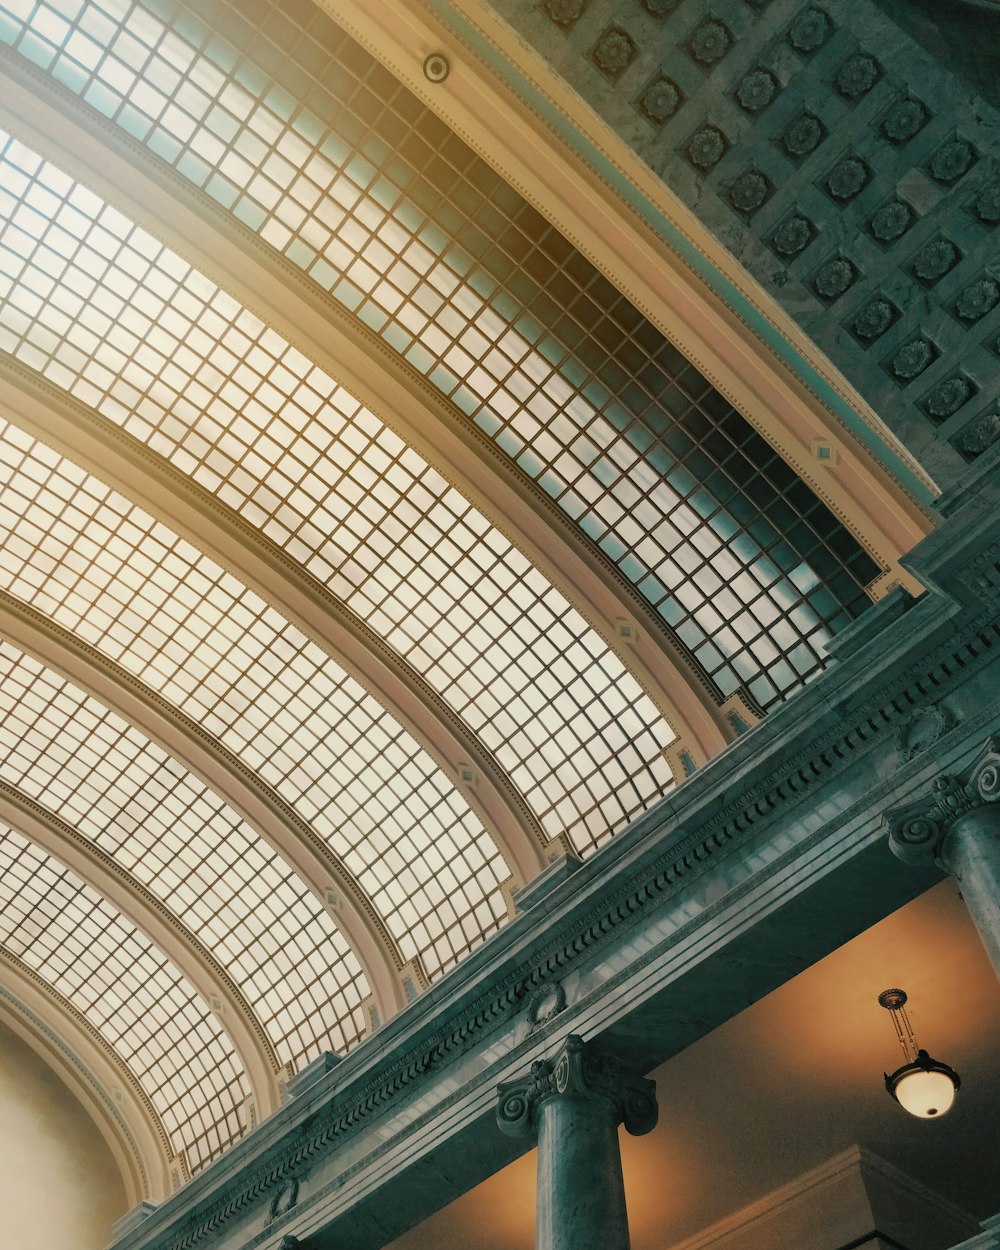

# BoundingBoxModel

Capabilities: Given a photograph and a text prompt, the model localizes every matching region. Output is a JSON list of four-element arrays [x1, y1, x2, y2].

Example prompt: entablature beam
[[108, 482, 1000, 1250]]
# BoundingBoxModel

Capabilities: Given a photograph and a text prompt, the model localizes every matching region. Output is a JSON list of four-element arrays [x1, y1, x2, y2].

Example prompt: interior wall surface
[[0, 1016, 127, 1250]]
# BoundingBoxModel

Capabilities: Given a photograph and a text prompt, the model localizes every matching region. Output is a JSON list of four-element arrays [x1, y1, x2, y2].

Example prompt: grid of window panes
[[0, 634, 368, 1066], [0, 132, 678, 854], [0, 821, 248, 1171], [0, 427, 511, 971], [0, 0, 879, 709]]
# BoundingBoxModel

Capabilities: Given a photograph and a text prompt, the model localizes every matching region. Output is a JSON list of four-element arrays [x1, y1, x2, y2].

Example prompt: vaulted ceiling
[[0, 0, 974, 1201]]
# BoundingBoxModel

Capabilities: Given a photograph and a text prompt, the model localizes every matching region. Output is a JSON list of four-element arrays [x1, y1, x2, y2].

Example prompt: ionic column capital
[[885, 737, 1000, 868], [496, 1034, 658, 1140]]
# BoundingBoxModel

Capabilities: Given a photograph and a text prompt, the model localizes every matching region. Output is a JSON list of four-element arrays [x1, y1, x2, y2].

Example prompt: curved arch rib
[[0, 824, 252, 1175], [0, 779, 282, 1115], [0, 958, 173, 1203], [0, 217, 680, 860]]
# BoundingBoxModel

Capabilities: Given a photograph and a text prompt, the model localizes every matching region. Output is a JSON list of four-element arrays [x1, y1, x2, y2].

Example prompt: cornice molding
[[664, 1145, 977, 1250]]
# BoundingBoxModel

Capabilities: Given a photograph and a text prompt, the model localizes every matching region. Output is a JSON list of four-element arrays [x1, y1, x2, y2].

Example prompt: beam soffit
[[0, 579, 408, 1020], [0, 779, 282, 1116], [0, 962, 173, 1205], [339, 0, 936, 551], [0, 44, 728, 770]]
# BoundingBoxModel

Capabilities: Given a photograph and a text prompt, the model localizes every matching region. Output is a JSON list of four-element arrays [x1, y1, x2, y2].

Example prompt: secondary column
[[886, 738, 1000, 978]]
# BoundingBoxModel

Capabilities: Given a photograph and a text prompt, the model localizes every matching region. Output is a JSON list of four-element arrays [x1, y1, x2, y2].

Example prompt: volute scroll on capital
[[884, 737, 1000, 867], [496, 1034, 658, 1140]]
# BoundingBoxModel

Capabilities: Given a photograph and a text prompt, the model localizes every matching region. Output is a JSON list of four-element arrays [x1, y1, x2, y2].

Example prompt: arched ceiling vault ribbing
[[0, 356, 547, 894], [0, 821, 253, 1174], [0, 0, 918, 727], [0, 0, 942, 1129], [0, 779, 282, 1113], [0, 957, 172, 1203], [334, 0, 936, 555], [0, 47, 729, 768], [0, 567, 413, 1019]]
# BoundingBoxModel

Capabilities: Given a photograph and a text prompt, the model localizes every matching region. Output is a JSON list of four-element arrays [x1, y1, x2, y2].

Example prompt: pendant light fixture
[[878, 988, 960, 1119]]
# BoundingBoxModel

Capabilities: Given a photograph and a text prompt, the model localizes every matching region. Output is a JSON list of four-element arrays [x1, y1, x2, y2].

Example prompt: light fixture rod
[[878, 987, 920, 1062]]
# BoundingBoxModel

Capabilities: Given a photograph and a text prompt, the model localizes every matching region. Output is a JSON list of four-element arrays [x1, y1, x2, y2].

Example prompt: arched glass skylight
[[0, 424, 511, 977], [0, 0, 879, 710], [0, 820, 248, 1172], [0, 128, 678, 854], [0, 635, 369, 1067]]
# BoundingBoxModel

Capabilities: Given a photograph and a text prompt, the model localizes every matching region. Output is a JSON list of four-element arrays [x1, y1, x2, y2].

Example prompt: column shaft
[[496, 1034, 657, 1250], [943, 806, 1000, 979], [536, 1093, 629, 1250]]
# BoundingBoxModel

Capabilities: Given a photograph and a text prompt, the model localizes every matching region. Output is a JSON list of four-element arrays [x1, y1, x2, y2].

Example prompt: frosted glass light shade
[[885, 1051, 960, 1118]]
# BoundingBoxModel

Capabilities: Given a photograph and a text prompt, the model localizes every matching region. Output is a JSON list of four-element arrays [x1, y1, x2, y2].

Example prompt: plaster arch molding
[[0, 962, 172, 1206]]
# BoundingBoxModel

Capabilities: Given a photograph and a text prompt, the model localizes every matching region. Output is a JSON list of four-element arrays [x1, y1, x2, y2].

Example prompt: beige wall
[[0, 1016, 127, 1250]]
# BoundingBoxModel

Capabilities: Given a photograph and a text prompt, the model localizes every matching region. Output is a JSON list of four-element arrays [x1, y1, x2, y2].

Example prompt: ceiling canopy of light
[[0, 0, 889, 1186]]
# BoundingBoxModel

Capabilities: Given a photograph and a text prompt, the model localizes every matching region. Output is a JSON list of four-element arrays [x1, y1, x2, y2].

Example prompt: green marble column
[[497, 1035, 657, 1250], [886, 740, 1000, 979]]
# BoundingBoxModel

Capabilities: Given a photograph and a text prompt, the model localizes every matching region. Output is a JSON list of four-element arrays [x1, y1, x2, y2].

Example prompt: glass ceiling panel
[[0, 818, 248, 1172], [0, 421, 510, 974], [0, 422, 515, 975], [0, 632, 368, 1068], [0, 126, 678, 854], [0, 0, 880, 711]]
